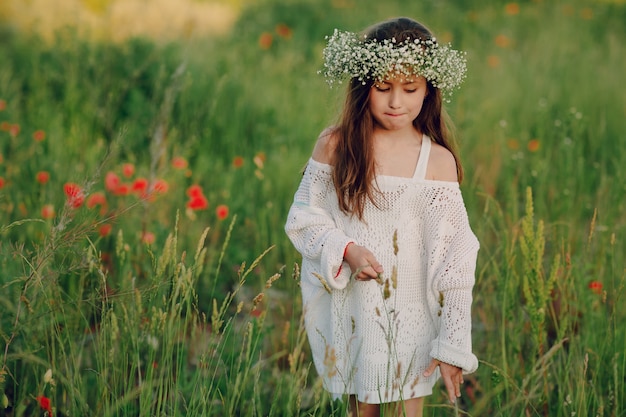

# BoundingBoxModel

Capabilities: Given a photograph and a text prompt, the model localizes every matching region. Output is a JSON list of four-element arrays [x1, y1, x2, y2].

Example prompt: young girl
[[285, 17, 479, 417]]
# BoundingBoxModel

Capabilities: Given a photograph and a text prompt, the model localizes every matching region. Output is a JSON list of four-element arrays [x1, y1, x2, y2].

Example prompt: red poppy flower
[[505, 3, 520, 16], [232, 156, 244, 168], [0, 176, 5, 189], [33, 130, 46, 141], [171, 156, 188, 170], [528, 139, 540, 152], [36, 171, 50, 185], [588, 280, 603, 295], [105, 172, 120, 192], [86, 192, 107, 209], [259, 32, 273, 49], [151, 179, 169, 194], [132, 178, 149, 196], [275, 23, 293, 39], [63, 182, 84, 208], [186, 184, 204, 198], [99, 224, 112, 237], [117, 183, 132, 196], [9, 124, 20, 137], [141, 231, 155, 245], [0, 99, 6, 111], [0, 121, 9, 130], [216, 204, 229, 220], [41, 204, 55, 219], [187, 194, 209, 211], [122, 163, 135, 178], [36, 395, 53, 416]]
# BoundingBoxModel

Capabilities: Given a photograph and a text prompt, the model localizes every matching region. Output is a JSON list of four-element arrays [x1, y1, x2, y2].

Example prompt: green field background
[[1, 0, 625, 415]]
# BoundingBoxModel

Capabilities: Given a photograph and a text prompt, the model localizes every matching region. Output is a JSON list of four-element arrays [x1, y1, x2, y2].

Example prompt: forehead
[[377, 73, 426, 84]]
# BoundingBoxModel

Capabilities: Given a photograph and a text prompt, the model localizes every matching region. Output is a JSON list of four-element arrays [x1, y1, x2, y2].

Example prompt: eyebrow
[[380, 80, 418, 85]]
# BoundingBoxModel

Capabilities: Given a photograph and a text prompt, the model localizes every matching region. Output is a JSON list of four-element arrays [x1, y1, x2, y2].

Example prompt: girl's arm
[[284, 145, 355, 290], [424, 185, 480, 374]]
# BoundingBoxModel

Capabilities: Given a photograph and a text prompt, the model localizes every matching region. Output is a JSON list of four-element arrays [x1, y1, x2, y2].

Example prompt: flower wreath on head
[[320, 29, 467, 95]]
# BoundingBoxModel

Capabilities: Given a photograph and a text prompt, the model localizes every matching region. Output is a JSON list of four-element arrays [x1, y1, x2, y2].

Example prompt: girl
[[285, 17, 479, 417]]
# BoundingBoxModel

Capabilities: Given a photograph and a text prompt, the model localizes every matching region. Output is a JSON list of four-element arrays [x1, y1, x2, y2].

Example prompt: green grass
[[1, 0, 625, 415]]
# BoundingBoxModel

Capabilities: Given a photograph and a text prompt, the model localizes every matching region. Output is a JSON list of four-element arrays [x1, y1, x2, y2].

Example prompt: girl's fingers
[[423, 359, 439, 377]]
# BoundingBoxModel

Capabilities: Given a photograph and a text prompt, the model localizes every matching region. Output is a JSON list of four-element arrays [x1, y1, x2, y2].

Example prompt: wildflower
[[132, 177, 149, 196], [187, 194, 209, 211], [0, 99, 5, 111], [216, 204, 229, 220], [186, 184, 204, 198], [505, 3, 520, 15], [580, 8, 593, 20], [150, 179, 169, 194], [0, 121, 10, 131], [171, 156, 188, 170], [185, 185, 208, 210], [141, 231, 156, 245], [86, 192, 107, 209], [32, 130, 46, 141], [275, 23, 293, 39], [507, 139, 519, 150], [36, 171, 50, 185], [0, 176, 5, 189], [527, 139, 540, 152], [43, 369, 53, 384], [495, 34, 512, 48], [99, 224, 112, 237], [63, 182, 84, 208], [259, 32, 273, 49], [487, 55, 501, 68], [321, 29, 467, 93], [562, 5, 575, 16], [41, 204, 55, 219], [588, 280, 602, 295], [115, 183, 131, 196], [232, 156, 244, 168], [36, 395, 52, 416], [122, 163, 135, 178], [253, 152, 266, 169], [9, 124, 20, 137], [105, 172, 120, 192]]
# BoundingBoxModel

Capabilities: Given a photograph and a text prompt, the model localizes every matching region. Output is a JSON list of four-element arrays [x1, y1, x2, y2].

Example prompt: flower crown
[[320, 29, 467, 93]]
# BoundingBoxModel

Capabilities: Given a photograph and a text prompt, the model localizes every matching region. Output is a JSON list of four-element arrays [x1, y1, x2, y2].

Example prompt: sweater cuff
[[429, 339, 478, 374], [321, 236, 356, 291]]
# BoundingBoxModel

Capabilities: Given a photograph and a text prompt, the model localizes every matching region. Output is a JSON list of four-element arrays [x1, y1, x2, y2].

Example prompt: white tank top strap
[[413, 134, 432, 180]]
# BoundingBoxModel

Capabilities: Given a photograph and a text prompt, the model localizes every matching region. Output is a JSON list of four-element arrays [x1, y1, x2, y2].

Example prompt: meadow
[[0, 0, 625, 415]]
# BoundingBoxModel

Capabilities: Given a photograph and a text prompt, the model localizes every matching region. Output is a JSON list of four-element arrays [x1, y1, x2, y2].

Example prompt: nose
[[388, 89, 401, 109]]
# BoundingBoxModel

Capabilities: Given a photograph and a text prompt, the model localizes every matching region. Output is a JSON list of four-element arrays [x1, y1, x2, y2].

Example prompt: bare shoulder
[[311, 127, 338, 165], [426, 141, 459, 182]]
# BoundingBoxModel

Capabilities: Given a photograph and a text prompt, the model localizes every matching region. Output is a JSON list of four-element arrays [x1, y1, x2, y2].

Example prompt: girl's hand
[[344, 244, 383, 281], [423, 359, 463, 404]]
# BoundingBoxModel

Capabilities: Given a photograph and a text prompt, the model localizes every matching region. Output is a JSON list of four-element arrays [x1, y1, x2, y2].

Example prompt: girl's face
[[368, 75, 428, 132]]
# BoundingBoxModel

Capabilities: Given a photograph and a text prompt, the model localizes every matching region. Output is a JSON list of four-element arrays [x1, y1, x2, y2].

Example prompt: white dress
[[285, 135, 479, 404]]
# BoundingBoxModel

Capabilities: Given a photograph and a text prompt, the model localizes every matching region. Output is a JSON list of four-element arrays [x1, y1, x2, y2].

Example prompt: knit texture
[[285, 136, 479, 404]]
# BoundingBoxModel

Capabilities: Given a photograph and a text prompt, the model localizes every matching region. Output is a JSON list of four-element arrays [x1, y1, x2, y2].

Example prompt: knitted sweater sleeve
[[425, 185, 480, 374], [284, 160, 355, 290]]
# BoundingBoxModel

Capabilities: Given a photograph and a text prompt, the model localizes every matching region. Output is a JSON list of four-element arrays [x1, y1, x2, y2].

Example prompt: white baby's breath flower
[[321, 29, 467, 95]]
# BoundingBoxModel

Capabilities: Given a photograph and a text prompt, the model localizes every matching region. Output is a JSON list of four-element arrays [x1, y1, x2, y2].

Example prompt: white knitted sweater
[[285, 136, 479, 403]]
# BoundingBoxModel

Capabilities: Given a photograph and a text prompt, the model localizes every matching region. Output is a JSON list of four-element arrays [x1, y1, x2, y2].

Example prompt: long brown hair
[[331, 17, 464, 220]]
